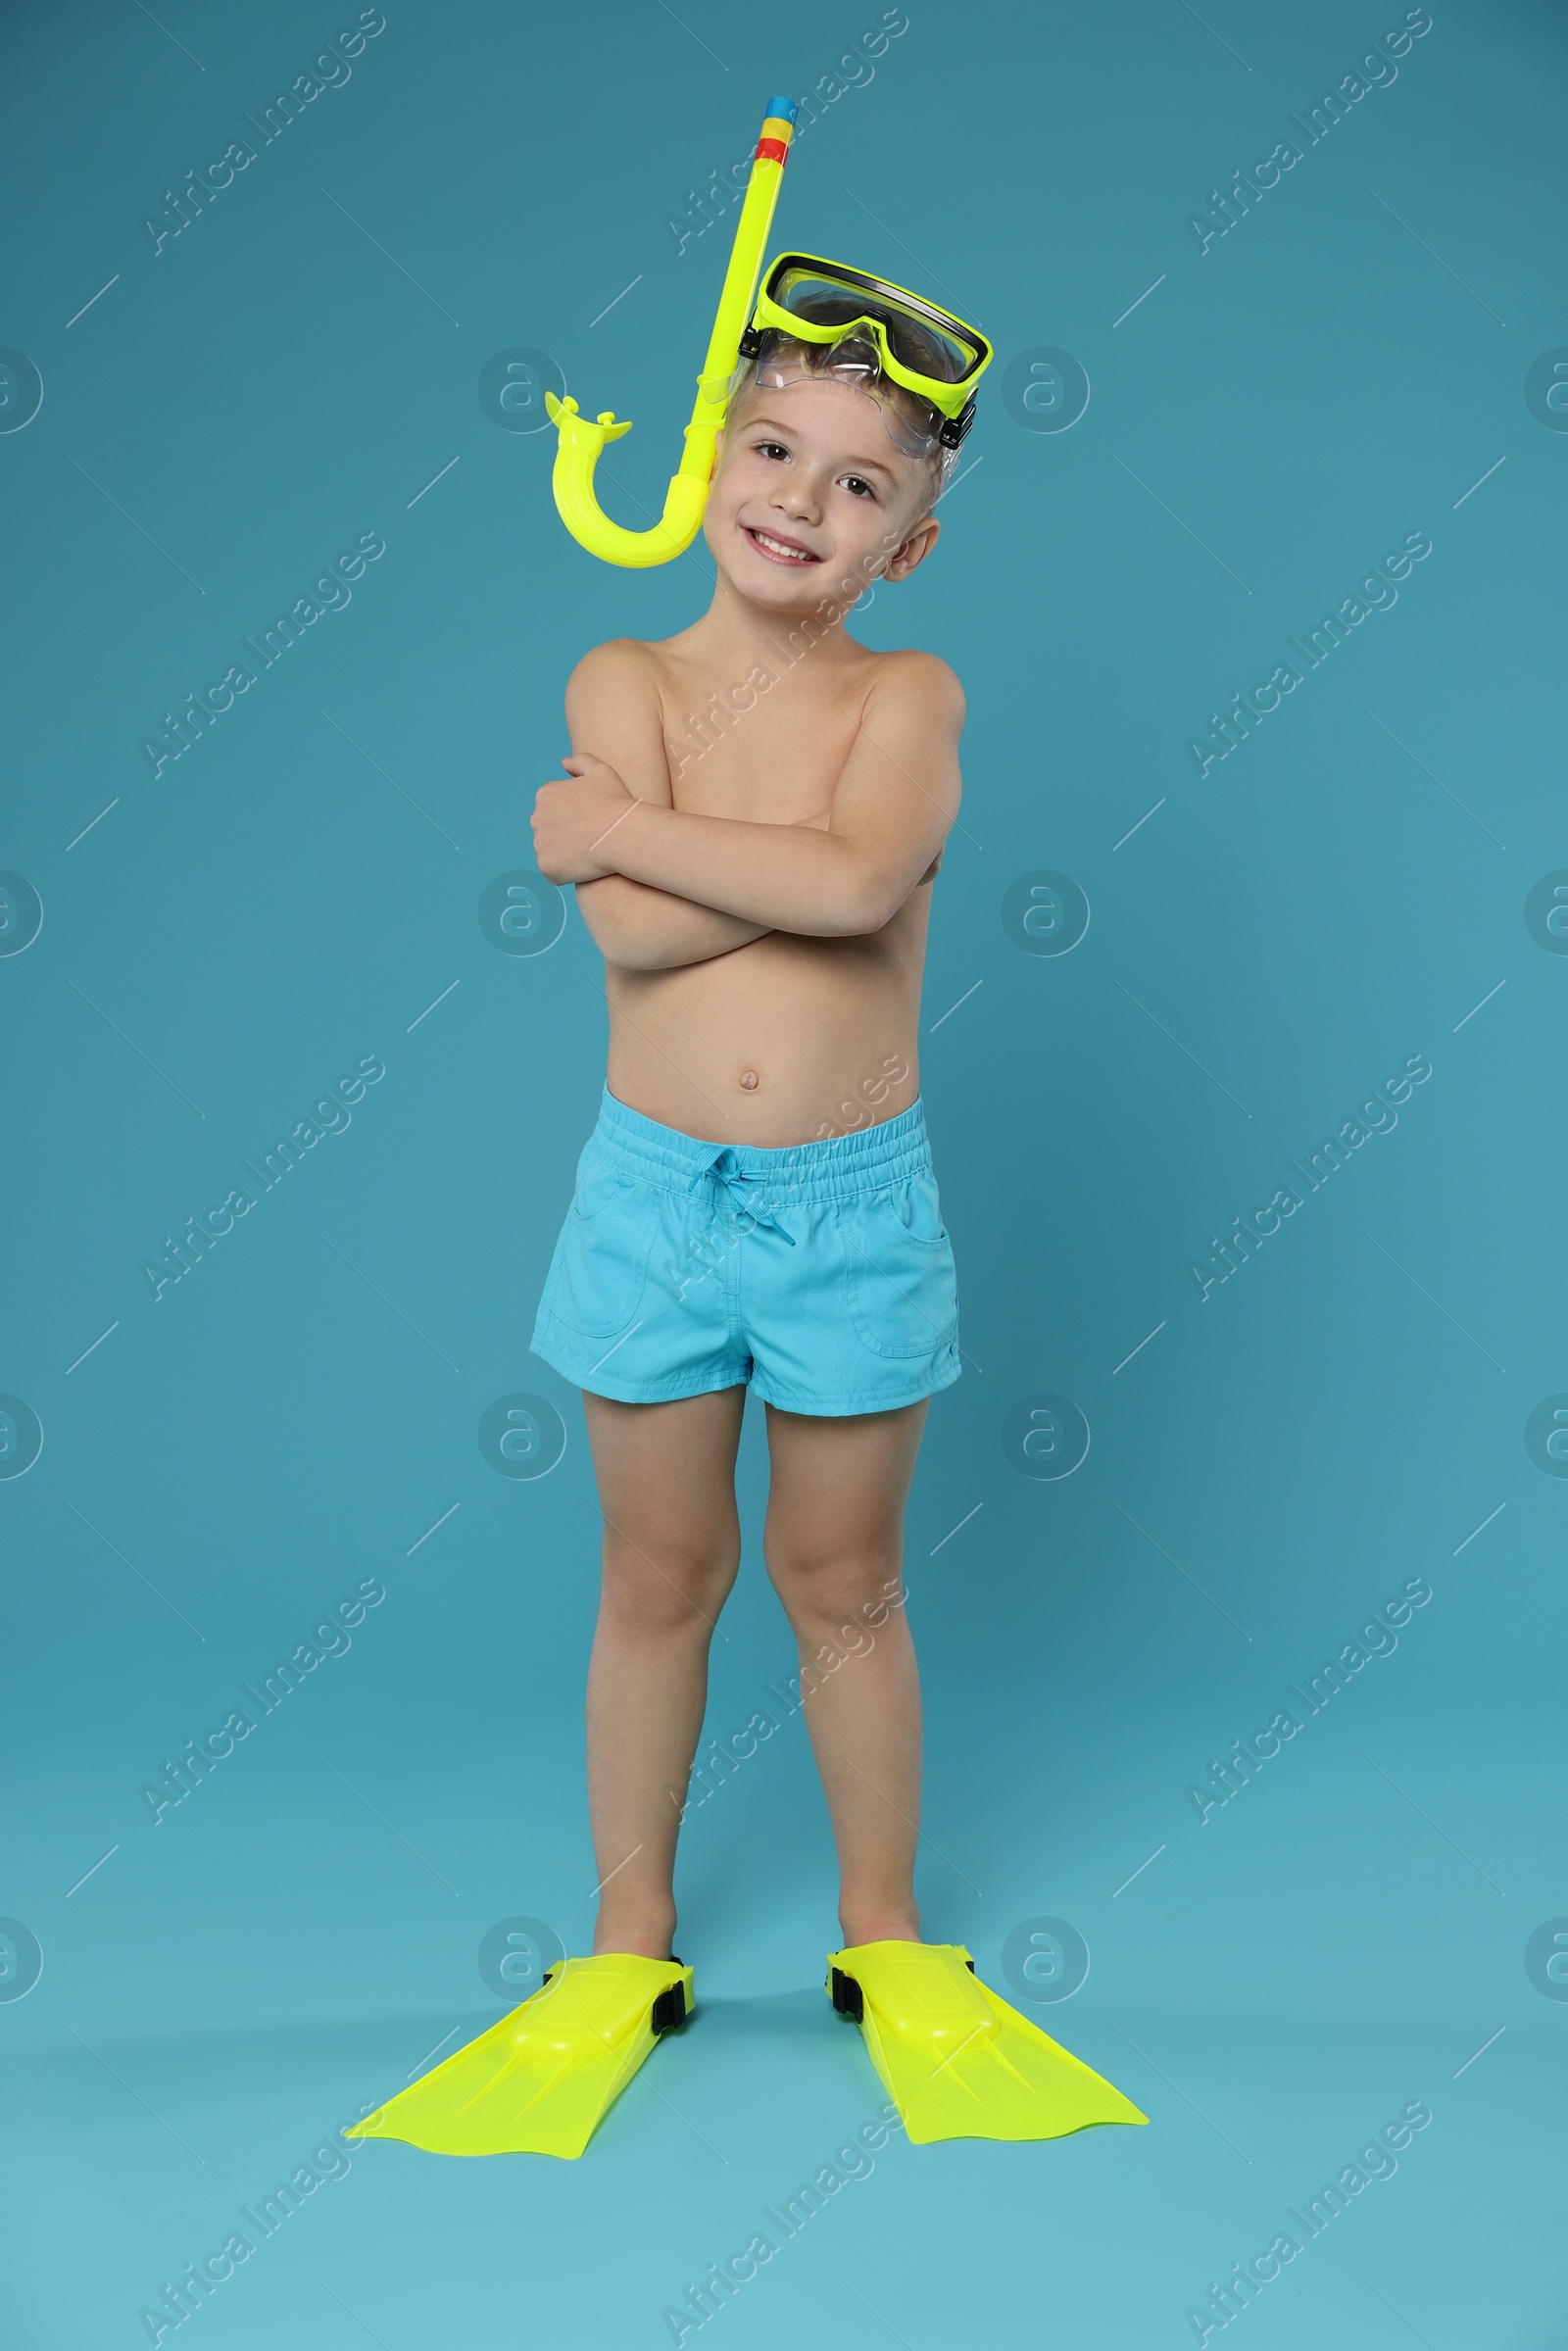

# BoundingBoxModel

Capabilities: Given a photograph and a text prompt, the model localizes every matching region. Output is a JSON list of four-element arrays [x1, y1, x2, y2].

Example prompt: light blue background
[[3, 1, 1564, 2344]]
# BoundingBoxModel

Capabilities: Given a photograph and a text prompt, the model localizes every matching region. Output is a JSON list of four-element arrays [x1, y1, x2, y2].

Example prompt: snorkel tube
[[543, 99, 797, 567]]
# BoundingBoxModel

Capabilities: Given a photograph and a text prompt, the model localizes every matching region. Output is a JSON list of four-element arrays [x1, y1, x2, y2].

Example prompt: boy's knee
[[603, 1535, 738, 1632], [767, 1543, 900, 1630]]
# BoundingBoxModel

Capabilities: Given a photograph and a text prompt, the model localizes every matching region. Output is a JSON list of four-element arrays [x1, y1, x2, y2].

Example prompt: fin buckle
[[830, 1965, 864, 2022], [650, 1980, 689, 2034]]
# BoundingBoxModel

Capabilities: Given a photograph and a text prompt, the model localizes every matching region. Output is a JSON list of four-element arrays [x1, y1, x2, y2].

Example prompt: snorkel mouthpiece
[[545, 100, 798, 568]]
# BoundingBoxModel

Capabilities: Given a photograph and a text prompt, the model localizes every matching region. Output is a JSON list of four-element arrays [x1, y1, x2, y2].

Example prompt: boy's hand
[[531, 753, 644, 883]]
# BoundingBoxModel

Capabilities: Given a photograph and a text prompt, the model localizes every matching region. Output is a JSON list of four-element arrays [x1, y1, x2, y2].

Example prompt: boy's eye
[[840, 474, 877, 500], [755, 440, 790, 462]]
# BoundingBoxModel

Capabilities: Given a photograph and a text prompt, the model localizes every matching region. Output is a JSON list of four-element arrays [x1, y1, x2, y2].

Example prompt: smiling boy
[[527, 283, 982, 1971], [343, 251, 1144, 2165]]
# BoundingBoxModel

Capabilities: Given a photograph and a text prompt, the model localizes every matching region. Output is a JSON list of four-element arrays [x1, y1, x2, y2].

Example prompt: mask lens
[[770, 264, 983, 384]]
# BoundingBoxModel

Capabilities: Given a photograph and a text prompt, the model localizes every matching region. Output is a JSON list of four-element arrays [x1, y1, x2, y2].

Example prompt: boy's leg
[[761, 1399, 928, 1948], [582, 1385, 747, 1960]]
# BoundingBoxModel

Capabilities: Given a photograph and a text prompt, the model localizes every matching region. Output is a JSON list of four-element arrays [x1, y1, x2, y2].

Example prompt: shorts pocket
[[846, 1178, 959, 1360], [547, 1146, 663, 1337]]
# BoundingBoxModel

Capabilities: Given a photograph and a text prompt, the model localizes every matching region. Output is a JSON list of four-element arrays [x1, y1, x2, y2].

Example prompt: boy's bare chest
[[655, 659, 867, 827]]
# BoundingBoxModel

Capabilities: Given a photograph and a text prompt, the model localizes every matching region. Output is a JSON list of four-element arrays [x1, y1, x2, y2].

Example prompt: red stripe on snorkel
[[755, 136, 789, 165]]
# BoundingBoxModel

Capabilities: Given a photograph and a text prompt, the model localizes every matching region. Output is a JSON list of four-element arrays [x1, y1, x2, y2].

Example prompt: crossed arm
[[534, 640, 963, 972]]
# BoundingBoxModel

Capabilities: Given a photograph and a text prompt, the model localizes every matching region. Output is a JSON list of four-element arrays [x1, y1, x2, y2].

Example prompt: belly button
[[739, 1069, 760, 1091]]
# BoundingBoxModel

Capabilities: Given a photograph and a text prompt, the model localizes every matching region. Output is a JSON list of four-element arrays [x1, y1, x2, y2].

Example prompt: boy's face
[[705, 376, 941, 612]]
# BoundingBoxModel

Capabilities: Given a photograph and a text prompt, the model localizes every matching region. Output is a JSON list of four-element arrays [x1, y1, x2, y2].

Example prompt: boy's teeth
[[753, 529, 810, 560]]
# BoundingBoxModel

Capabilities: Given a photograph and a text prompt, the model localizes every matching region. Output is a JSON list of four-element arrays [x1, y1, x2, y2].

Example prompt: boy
[[527, 299, 968, 1973], [350, 267, 1146, 2160]]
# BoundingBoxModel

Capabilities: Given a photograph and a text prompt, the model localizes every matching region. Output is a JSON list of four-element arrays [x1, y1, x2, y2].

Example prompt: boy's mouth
[[742, 524, 821, 565]]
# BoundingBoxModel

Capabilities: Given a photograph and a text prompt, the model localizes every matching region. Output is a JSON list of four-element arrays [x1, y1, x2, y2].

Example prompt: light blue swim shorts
[[530, 1086, 960, 1416]]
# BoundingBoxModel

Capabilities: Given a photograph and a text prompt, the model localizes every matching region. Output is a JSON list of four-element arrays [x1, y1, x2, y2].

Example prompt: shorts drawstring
[[688, 1148, 797, 1245]]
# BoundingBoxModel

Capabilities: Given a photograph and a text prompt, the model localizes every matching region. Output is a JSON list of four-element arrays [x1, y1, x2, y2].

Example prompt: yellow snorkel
[[543, 99, 797, 568]]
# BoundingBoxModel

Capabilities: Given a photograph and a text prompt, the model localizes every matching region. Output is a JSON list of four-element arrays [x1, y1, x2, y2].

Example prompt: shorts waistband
[[592, 1085, 932, 1203]]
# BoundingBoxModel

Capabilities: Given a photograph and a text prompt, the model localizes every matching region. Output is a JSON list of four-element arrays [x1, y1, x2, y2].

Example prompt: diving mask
[[738, 253, 993, 457]]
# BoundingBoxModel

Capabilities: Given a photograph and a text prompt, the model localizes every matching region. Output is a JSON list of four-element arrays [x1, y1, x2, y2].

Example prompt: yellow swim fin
[[827, 1940, 1147, 2146], [348, 1953, 693, 2159]]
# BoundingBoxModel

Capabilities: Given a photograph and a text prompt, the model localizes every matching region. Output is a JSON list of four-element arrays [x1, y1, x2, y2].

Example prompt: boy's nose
[[772, 489, 820, 524]]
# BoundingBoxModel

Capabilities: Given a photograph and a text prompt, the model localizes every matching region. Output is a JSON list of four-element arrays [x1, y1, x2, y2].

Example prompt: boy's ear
[[883, 514, 940, 583]]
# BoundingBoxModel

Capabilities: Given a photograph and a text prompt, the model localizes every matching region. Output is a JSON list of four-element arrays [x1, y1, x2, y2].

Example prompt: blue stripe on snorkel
[[765, 94, 799, 122]]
